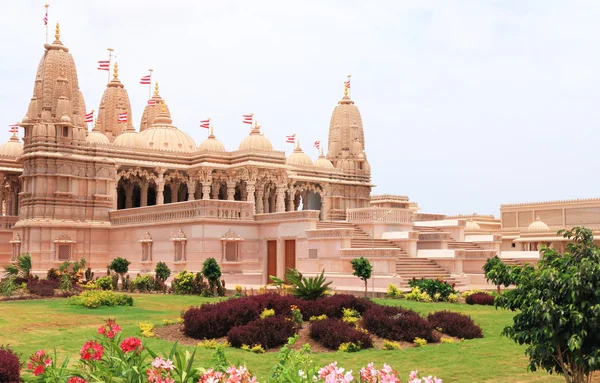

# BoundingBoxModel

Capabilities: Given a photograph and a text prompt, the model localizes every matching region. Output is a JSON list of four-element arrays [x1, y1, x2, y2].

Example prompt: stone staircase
[[316, 221, 404, 250], [414, 225, 483, 250]]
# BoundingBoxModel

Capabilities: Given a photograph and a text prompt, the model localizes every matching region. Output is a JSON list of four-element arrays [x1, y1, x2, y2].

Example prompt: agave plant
[[271, 268, 332, 300], [3, 253, 32, 279]]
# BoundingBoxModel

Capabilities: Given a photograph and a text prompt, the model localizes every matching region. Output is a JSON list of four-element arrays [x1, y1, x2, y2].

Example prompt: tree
[[155, 262, 171, 284], [351, 257, 372, 297], [496, 227, 600, 383], [202, 258, 222, 296], [108, 257, 131, 290], [482, 255, 511, 294]]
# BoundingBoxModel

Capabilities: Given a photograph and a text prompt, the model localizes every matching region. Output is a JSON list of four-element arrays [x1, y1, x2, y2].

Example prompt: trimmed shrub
[[301, 294, 375, 320], [466, 292, 495, 306], [27, 279, 59, 297], [69, 290, 133, 308], [95, 276, 113, 290], [309, 318, 373, 350], [227, 316, 297, 350], [408, 278, 457, 301], [184, 298, 262, 339], [0, 345, 20, 383], [362, 305, 439, 343], [132, 274, 154, 292], [427, 311, 483, 340]]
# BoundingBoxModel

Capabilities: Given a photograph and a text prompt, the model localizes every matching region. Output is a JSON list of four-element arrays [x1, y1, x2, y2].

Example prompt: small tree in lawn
[[155, 262, 171, 293], [351, 257, 373, 298], [108, 257, 131, 290], [202, 258, 222, 296], [482, 255, 511, 294], [496, 227, 600, 383]]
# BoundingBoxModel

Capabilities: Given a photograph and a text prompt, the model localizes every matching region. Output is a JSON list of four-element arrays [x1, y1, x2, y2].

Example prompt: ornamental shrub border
[[309, 318, 373, 350], [427, 310, 483, 340]]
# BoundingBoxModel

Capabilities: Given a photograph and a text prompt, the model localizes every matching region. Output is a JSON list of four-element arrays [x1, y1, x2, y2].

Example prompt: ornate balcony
[[0, 216, 19, 230], [109, 200, 255, 226], [346, 208, 413, 224]]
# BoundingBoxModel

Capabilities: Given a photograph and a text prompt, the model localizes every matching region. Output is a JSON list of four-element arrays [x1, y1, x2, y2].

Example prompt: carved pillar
[[255, 187, 264, 214], [140, 179, 149, 207], [170, 180, 180, 203], [246, 181, 256, 212], [5, 188, 12, 216], [202, 182, 211, 200], [124, 182, 134, 209], [226, 181, 236, 201], [301, 190, 308, 210], [156, 172, 165, 205], [0, 188, 4, 216], [286, 187, 295, 212], [275, 183, 286, 213], [188, 179, 197, 201], [263, 188, 270, 213], [212, 181, 220, 200], [321, 185, 331, 221]]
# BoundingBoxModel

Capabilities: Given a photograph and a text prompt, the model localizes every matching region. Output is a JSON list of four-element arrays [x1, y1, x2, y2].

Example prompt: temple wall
[[501, 199, 600, 229]]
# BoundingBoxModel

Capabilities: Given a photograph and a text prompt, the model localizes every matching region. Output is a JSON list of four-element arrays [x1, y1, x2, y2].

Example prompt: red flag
[[140, 75, 151, 85], [8, 123, 19, 133], [242, 113, 253, 125], [117, 112, 128, 123], [314, 140, 320, 149], [147, 99, 156, 106], [200, 118, 210, 129], [43, 10, 48, 26], [84, 112, 94, 123], [98, 60, 110, 71], [286, 134, 296, 144], [344, 80, 351, 89]]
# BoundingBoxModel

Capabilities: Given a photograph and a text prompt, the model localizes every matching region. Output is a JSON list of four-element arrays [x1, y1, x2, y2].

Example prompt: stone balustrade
[[254, 210, 320, 222], [0, 216, 18, 230], [346, 208, 413, 224], [109, 200, 255, 226]]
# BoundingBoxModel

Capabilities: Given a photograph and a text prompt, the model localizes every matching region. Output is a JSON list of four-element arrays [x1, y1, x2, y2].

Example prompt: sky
[[1, 0, 600, 217]]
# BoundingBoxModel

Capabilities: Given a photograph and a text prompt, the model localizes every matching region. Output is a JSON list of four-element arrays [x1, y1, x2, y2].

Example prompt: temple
[[1, 24, 598, 290]]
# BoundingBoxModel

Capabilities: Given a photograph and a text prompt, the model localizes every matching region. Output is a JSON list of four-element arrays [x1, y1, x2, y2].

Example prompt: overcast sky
[[1, 1, 599, 216]]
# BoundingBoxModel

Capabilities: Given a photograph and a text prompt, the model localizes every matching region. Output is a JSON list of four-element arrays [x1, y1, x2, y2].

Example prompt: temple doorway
[[285, 239, 296, 271], [267, 240, 277, 283]]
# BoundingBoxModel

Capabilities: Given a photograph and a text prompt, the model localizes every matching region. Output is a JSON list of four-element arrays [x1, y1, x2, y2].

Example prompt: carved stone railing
[[340, 248, 406, 257], [306, 228, 354, 238], [254, 210, 320, 222], [109, 200, 255, 226], [454, 250, 498, 259], [413, 212, 446, 222], [418, 232, 452, 241], [346, 208, 413, 224], [0, 216, 19, 230]]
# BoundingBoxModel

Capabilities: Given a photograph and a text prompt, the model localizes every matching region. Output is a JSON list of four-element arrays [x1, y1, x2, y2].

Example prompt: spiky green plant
[[3, 253, 32, 279], [271, 268, 332, 300]]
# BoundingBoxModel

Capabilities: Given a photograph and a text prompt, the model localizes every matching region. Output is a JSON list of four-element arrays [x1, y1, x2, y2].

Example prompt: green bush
[[132, 274, 154, 292], [172, 270, 196, 295], [408, 278, 457, 302], [69, 290, 133, 308], [386, 283, 401, 298], [270, 269, 332, 300], [95, 276, 113, 290], [404, 287, 432, 302]]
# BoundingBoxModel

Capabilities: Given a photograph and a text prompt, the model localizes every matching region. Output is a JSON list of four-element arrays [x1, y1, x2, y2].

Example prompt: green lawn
[[0, 295, 562, 382]]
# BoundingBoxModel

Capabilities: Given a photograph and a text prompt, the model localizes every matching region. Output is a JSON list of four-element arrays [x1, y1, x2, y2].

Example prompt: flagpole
[[148, 68, 153, 99], [347, 74, 352, 98], [107, 48, 114, 84], [44, 4, 49, 44]]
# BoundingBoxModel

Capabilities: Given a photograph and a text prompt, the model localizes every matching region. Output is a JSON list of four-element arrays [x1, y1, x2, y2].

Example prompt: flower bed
[[427, 311, 483, 340]]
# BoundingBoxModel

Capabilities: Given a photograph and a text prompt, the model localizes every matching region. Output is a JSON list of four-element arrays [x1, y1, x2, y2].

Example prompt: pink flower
[[120, 337, 143, 353], [27, 350, 52, 377], [80, 340, 104, 361], [98, 319, 122, 339], [67, 378, 88, 383], [33, 366, 45, 376], [162, 359, 174, 371]]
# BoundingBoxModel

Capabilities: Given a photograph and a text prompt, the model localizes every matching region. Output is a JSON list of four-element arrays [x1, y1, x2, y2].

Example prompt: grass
[[0, 294, 563, 382]]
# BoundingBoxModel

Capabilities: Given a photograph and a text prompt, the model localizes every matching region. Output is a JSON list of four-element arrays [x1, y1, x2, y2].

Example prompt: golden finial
[[320, 147, 324, 156], [161, 100, 166, 113], [113, 62, 119, 79], [154, 82, 159, 97], [55, 22, 60, 40]]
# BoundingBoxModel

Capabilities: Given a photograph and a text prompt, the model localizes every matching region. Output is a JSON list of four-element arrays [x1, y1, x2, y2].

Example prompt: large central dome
[[139, 101, 195, 152]]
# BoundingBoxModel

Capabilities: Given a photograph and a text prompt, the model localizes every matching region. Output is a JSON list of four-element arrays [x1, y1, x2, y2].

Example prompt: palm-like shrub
[[3, 253, 32, 279], [272, 269, 332, 300]]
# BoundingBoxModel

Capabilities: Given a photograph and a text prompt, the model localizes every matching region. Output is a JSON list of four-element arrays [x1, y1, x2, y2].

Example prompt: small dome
[[337, 158, 355, 171], [287, 142, 313, 166], [0, 135, 24, 157], [351, 138, 363, 154], [60, 113, 72, 123], [86, 131, 110, 145], [356, 152, 366, 161], [239, 123, 273, 151], [528, 217, 549, 232], [138, 102, 196, 152], [466, 220, 481, 231], [314, 148, 334, 169], [114, 127, 144, 148], [198, 126, 226, 152]]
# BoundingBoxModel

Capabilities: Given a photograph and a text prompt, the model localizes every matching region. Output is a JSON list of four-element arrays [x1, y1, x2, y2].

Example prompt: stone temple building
[[2, 24, 600, 290]]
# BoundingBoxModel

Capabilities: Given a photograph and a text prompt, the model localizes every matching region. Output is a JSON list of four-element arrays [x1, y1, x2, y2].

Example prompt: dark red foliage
[[427, 311, 483, 340], [309, 318, 373, 350], [300, 294, 375, 320], [465, 292, 495, 306], [27, 279, 59, 297], [0, 345, 21, 383], [362, 305, 439, 343], [227, 316, 297, 349]]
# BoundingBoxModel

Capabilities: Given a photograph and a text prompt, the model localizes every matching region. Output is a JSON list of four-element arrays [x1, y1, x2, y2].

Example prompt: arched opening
[[307, 191, 322, 211], [147, 184, 157, 206], [133, 184, 141, 208], [117, 184, 126, 210], [164, 185, 172, 204], [178, 183, 188, 202]]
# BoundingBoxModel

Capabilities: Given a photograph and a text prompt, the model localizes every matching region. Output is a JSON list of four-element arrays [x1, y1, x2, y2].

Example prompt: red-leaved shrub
[[309, 318, 373, 350], [183, 298, 262, 339], [227, 316, 297, 349], [427, 311, 483, 339], [362, 306, 439, 343], [465, 292, 495, 306], [301, 294, 375, 320], [27, 279, 59, 297], [0, 345, 21, 383]]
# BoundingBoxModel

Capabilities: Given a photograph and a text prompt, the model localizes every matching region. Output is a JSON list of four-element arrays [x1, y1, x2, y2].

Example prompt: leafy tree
[[350, 257, 372, 297], [3, 253, 32, 279], [155, 262, 171, 283], [108, 257, 131, 290], [482, 255, 511, 294], [202, 258, 222, 296], [271, 269, 332, 300], [496, 227, 600, 383]]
